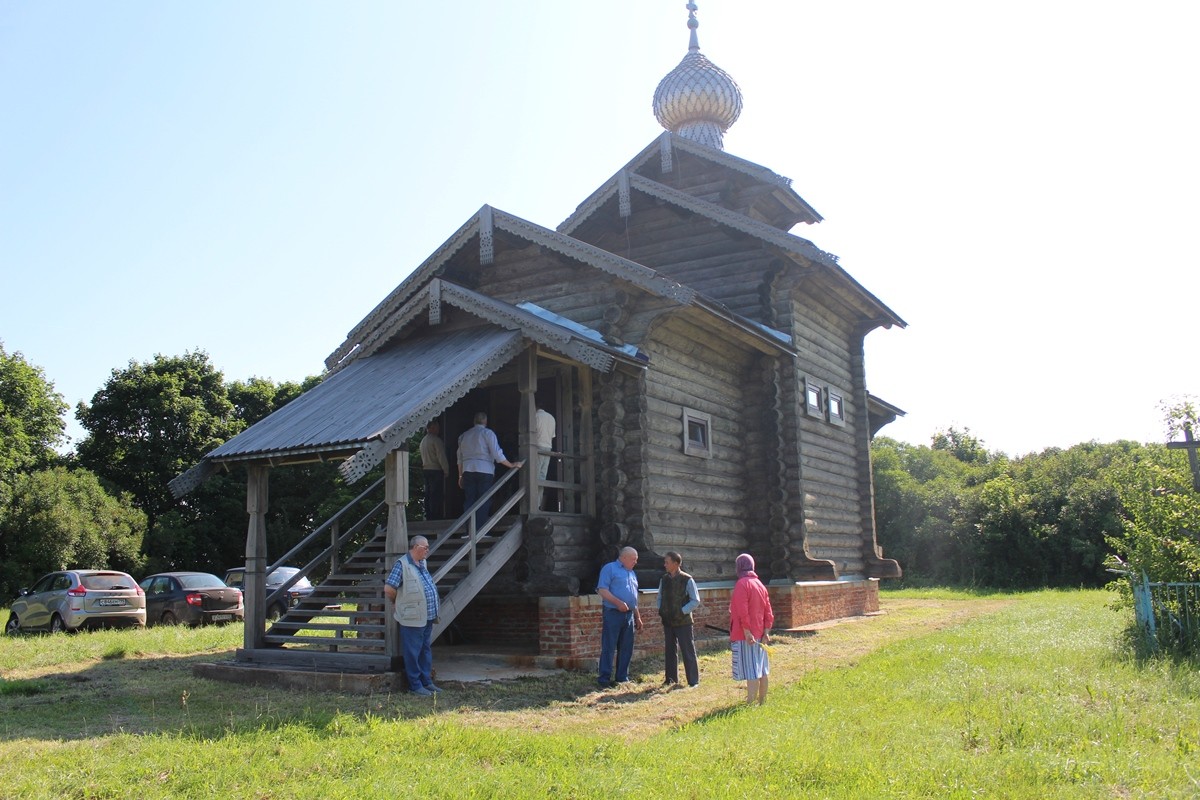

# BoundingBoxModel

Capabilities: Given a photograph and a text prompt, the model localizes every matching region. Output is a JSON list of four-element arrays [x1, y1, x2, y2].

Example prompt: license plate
[[97, 598, 126, 607], [211, 614, 232, 622]]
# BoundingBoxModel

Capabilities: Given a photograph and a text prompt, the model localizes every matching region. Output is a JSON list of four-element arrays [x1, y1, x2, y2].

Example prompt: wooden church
[[171, 5, 906, 676]]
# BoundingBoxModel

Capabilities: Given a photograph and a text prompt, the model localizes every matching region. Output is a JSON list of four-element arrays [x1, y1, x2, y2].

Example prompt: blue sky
[[2, 1, 1197, 457]]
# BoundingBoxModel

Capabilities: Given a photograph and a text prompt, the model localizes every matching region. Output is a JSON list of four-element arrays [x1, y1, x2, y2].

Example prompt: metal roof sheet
[[208, 326, 522, 461]]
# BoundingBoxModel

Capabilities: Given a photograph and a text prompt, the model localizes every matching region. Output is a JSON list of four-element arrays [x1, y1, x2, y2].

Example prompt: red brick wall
[[528, 579, 880, 669]]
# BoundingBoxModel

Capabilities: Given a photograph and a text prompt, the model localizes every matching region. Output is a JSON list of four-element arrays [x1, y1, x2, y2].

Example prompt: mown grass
[[1, 590, 1197, 798]]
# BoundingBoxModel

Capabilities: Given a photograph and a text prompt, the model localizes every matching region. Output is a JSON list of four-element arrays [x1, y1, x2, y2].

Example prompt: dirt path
[[447, 595, 1014, 739]]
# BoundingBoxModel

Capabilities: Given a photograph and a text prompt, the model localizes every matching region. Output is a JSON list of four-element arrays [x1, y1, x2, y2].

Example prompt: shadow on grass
[[0, 644, 694, 744]]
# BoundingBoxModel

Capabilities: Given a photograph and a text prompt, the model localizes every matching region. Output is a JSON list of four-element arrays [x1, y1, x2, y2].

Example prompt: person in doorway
[[457, 411, 523, 532], [419, 419, 449, 520], [596, 546, 642, 688], [383, 536, 442, 696], [657, 550, 700, 688], [534, 404, 556, 511], [729, 552, 774, 705]]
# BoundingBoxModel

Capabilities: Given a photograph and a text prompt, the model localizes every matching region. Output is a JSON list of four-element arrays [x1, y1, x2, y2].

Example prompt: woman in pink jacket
[[729, 553, 775, 704]]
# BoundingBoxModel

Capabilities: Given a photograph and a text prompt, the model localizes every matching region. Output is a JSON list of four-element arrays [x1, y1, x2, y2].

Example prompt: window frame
[[682, 407, 713, 458], [827, 386, 847, 427], [804, 376, 824, 417]]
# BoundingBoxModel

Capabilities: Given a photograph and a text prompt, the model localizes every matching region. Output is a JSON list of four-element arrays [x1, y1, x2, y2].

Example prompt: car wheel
[[161, 611, 178, 626], [49, 614, 66, 634], [4, 614, 19, 636], [266, 603, 285, 621]]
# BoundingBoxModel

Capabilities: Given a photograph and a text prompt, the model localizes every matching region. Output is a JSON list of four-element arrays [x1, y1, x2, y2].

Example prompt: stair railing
[[427, 464, 525, 578], [263, 475, 387, 614]]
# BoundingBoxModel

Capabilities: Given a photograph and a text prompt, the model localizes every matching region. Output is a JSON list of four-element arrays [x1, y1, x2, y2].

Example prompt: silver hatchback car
[[5, 570, 147, 634]]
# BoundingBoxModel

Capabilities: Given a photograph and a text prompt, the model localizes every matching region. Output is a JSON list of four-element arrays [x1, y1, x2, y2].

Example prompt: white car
[[6, 570, 146, 634]]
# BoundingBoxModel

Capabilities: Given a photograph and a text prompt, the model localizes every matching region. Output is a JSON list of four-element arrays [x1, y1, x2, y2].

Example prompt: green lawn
[[1, 590, 1197, 798]]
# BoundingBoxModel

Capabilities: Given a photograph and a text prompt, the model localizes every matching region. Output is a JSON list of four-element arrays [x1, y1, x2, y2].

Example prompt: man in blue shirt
[[457, 412, 523, 531], [596, 546, 643, 687], [383, 536, 442, 696]]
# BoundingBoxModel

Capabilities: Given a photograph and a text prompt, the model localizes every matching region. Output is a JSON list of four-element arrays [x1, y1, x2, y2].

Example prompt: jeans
[[461, 471, 494, 531], [663, 623, 699, 686], [401, 620, 434, 690], [598, 606, 635, 684]]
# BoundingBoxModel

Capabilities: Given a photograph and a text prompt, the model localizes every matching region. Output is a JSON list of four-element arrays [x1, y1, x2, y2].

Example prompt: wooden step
[[269, 621, 387, 634], [263, 634, 386, 649], [278, 608, 386, 619]]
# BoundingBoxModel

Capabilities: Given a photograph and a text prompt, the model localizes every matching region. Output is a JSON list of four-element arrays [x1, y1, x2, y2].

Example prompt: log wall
[[782, 281, 870, 576]]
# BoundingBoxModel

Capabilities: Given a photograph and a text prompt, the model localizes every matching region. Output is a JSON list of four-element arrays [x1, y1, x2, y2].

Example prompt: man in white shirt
[[534, 405, 556, 511]]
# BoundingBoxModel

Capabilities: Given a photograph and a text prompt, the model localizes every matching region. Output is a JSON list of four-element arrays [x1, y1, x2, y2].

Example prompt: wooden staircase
[[236, 518, 523, 672], [234, 475, 527, 675]]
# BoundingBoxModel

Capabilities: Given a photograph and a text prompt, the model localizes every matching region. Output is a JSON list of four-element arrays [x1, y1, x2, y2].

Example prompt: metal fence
[[1132, 572, 1200, 654]]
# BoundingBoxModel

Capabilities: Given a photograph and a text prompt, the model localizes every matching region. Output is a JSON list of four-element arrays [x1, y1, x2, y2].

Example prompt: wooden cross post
[[1166, 424, 1200, 492]]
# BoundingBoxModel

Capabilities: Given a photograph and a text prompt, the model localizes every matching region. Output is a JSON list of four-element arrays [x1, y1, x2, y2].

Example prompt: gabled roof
[[560, 169, 906, 329], [330, 278, 647, 376], [327, 203, 797, 370], [559, 132, 823, 232]]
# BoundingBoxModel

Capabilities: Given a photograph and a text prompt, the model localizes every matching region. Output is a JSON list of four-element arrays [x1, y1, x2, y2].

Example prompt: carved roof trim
[[327, 212, 481, 370], [329, 277, 638, 376], [559, 132, 821, 233]]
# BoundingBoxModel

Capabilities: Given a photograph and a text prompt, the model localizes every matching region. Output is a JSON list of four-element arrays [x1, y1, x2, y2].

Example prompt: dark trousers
[[598, 606, 636, 684], [422, 469, 444, 519], [663, 622, 699, 686], [461, 471, 494, 530], [400, 620, 434, 690]]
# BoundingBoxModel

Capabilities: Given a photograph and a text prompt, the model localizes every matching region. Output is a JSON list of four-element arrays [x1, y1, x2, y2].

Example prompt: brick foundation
[[529, 578, 880, 670]]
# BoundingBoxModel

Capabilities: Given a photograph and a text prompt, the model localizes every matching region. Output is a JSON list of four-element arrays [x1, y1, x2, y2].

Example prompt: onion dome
[[652, 2, 743, 150]]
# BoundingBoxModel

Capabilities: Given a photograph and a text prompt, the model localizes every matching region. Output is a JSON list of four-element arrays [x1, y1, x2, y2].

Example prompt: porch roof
[[169, 326, 524, 497]]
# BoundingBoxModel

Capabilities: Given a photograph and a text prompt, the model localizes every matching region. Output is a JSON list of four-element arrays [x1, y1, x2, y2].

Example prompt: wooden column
[[579, 365, 595, 518], [518, 346, 537, 515], [384, 448, 409, 665], [244, 465, 269, 651], [853, 323, 901, 579]]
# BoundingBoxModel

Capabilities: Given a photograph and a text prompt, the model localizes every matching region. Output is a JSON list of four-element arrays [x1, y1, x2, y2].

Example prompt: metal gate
[[1132, 572, 1200, 653]]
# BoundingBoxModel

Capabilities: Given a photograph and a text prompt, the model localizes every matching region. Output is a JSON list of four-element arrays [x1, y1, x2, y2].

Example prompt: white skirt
[[731, 640, 769, 681]]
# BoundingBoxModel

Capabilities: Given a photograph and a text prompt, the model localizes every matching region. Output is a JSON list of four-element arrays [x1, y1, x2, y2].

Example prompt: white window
[[827, 387, 846, 426], [804, 376, 823, 416], [682, 408, 713, 458]]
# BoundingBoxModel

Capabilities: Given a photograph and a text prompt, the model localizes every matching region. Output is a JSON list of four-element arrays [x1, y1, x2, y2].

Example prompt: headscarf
[[735, 553, 757, 580]]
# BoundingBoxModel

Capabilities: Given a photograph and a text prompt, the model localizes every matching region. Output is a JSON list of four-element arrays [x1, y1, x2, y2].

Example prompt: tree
[[0, 342, 67, 481], [931, 426, 992, 465], [0, 467, 146, 599], [75, 351, 237, 531], [873, 436, 1136, 589]]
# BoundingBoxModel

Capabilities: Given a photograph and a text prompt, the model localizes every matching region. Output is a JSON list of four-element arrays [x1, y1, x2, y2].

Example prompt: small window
[[804, 376, 824, 416], [682, 407, 713, 458], [827, 388, 846, 427]]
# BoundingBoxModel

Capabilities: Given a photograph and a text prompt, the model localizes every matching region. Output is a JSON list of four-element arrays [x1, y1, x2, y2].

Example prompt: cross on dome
[[651, 2, 743, 150]]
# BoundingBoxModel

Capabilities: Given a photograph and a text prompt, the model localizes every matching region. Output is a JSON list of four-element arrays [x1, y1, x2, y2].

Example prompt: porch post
[[579, 365, 595, 518], [244, 465, 268, 650], [384, 448, 409, 666], [518, 346, 537, 514]]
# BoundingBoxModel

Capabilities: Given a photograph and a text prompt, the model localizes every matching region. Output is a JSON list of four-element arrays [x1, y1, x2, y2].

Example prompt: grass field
[[1, 589, 1197, 798]]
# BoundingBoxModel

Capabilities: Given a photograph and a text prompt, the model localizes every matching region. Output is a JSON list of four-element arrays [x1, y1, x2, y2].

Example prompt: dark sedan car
[[139, 572, 243, 626], [223, 566, 313, 620]]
